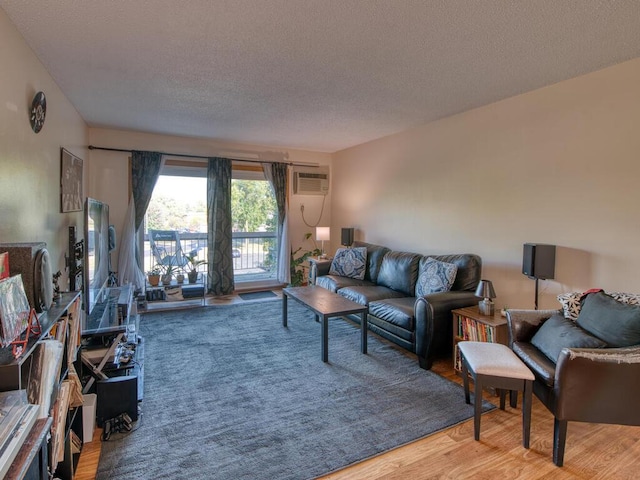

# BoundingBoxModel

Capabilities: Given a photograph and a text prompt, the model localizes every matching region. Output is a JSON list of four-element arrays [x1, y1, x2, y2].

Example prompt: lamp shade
[[316, 227, 330, 242], [341, 227, 354, 246], [475, 279, 496, 299]]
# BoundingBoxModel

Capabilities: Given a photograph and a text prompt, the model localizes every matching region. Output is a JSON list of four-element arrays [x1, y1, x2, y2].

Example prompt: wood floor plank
[[75, 358, 640, 479]]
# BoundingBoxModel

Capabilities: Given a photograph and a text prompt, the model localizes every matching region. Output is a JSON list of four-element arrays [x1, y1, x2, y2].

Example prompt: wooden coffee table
[[282, 286, 369, 362]]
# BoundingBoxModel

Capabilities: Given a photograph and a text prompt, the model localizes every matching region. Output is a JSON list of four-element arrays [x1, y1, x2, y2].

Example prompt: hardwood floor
[[74, 358, 640, 480]]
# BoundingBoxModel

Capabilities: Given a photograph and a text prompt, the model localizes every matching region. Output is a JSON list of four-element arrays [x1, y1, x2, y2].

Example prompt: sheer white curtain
[[263, 163, 290, 284], [117, 151, 164, 291], [117, 196, 146, 290]]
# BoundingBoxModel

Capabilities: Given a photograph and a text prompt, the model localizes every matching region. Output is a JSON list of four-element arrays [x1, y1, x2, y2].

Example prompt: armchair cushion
[[329, 247, 367, 280], [415, 257, 457, 297], [531, 313, 607, 363], [576, 292, 640, 347]]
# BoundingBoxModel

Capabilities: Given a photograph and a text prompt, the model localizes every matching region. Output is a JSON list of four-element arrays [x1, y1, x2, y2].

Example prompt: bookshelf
[[452, 306, 508, 373], [0, 291, 83, 480]]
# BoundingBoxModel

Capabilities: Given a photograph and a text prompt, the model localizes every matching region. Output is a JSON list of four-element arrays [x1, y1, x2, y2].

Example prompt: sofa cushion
[[530, 313, 607, 363], [329, 247, 367, 280], [415, 257, 457, 297], [376, 251, 420, 296], [369, 297, 416, 331], [353, 241, 390, 283], [430, 254, 481, 292], [315, 275, 374, 293], [512, 342, 557, 387], [338, 285, 406, 306], [576, 292, 640, 347]]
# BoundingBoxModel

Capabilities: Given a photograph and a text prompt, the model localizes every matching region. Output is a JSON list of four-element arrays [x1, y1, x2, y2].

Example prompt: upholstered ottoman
[[458, 341, 535, 448]]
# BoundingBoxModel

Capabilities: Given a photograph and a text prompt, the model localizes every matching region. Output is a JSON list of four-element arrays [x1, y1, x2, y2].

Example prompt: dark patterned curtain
[[263, 162, 290, 283], [207, 157, 235, 295], [131, 150, 163, 230]]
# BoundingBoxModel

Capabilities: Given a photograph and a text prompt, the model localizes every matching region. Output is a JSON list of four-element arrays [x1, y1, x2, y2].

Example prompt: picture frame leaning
[[60, 148, 83, 213]]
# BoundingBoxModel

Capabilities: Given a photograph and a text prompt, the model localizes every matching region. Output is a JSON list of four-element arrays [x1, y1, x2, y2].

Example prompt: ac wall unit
[[293, 167, 330, 195]]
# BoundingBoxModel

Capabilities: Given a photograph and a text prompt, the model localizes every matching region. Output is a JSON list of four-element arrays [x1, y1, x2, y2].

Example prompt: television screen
[[84, 197, 110, 319]]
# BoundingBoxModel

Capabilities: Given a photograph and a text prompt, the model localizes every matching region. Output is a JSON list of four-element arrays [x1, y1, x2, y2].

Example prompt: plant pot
[[148, 274, 160, 287], [161, 274, 172, 285], [176, 274, 185, 284], [188, 271, 198, 284]]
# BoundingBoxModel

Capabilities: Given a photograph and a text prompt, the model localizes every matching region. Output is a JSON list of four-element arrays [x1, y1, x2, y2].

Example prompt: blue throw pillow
[[531, 313, 607, 363], [415, 257, 457, 297], [329, 247, 367, 280]]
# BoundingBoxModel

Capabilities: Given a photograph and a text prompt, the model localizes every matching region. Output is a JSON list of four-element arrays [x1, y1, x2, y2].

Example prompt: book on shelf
[[51, 380, 72, 466], [457, 316, 495, 343], [26, 339, 64, 419], [0, 394, 38, 479], [67, 296, 82, 364]]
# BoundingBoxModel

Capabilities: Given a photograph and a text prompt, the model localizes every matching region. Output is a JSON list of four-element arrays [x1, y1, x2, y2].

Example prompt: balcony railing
[[144, 231, 278, 283]]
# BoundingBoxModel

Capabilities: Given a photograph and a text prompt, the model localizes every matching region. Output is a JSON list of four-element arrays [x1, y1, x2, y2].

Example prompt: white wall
[[88, 128, 333, 268], [332, 58, 640, 310], [0, 8, 88, 288]]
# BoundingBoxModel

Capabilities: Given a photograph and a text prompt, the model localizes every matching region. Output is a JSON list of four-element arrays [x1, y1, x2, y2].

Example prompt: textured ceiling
[[2, 1, 640, 152]]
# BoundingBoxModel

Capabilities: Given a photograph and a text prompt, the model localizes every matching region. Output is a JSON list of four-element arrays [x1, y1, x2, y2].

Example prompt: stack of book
[[0, 390, 39, 478]]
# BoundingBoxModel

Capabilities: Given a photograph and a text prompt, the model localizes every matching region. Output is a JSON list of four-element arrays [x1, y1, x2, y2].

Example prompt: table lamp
[[316, 227, 330, 258], [475, 279, 496, 316]]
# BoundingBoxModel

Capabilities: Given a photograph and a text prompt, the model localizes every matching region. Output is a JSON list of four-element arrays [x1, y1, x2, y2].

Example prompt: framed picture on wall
[[60, 148, 83, 212]]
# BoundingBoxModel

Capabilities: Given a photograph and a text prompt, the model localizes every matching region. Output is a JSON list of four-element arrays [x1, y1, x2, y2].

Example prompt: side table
[[452, 306, 508, 374], [307, 256, 333, 285]]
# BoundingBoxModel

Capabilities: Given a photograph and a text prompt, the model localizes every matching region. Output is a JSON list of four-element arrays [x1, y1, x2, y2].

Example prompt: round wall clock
[[29, 91, 46, 133]]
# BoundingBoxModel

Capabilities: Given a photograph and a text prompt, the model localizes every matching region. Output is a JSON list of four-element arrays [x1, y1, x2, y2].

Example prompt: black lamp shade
[[475, 279, 496, 299]]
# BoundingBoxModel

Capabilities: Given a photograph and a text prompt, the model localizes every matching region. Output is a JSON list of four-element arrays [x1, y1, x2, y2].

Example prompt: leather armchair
[[506, 309, 640, 466]]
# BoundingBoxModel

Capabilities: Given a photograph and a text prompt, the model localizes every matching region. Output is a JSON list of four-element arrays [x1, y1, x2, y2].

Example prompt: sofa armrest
[[555, 346, 640, 425], [308, 258, 331, 285], [414, 291, 478, 369], [506, 309, 560, 346]]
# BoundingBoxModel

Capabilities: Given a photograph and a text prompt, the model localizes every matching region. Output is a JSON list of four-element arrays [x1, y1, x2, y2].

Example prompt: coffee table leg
[[322, 315, 328, 362], [360, 311, 367, 354], [282, 293, 288, 327]]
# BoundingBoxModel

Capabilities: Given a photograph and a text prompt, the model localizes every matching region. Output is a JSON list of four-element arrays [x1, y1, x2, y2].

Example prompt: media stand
[[81, 284, 144, 403]]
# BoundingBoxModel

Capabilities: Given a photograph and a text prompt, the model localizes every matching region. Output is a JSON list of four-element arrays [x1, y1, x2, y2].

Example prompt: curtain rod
[[87, 145, 319, 167]]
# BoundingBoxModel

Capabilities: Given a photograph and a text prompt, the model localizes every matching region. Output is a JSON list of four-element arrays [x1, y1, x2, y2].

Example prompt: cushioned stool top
[[459, 341, 534, 380]]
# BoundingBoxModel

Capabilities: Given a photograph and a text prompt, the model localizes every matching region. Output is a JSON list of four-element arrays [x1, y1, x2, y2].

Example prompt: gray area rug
[[97, 301, 493, 480]]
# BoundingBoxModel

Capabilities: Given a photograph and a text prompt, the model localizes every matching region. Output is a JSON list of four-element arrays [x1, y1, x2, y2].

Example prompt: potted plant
[[176, 270, 185, 284], [185, 254, 206, 284], [147, 266, 162, 287], [161, 264, 176, 285], [289, 233, 322, 287]]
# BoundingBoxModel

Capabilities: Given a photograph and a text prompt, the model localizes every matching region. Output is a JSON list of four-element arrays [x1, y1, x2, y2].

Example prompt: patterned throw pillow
[[557, 292, 584, 321], [415, 257, 457, 297], [558, 291, 640, 321], [608, 292, 640, 305], [329, 247, 367, 280]]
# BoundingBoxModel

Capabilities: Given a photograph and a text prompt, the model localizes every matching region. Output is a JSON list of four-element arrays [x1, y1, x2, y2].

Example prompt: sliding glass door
[[144, 162, 279, 287]]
